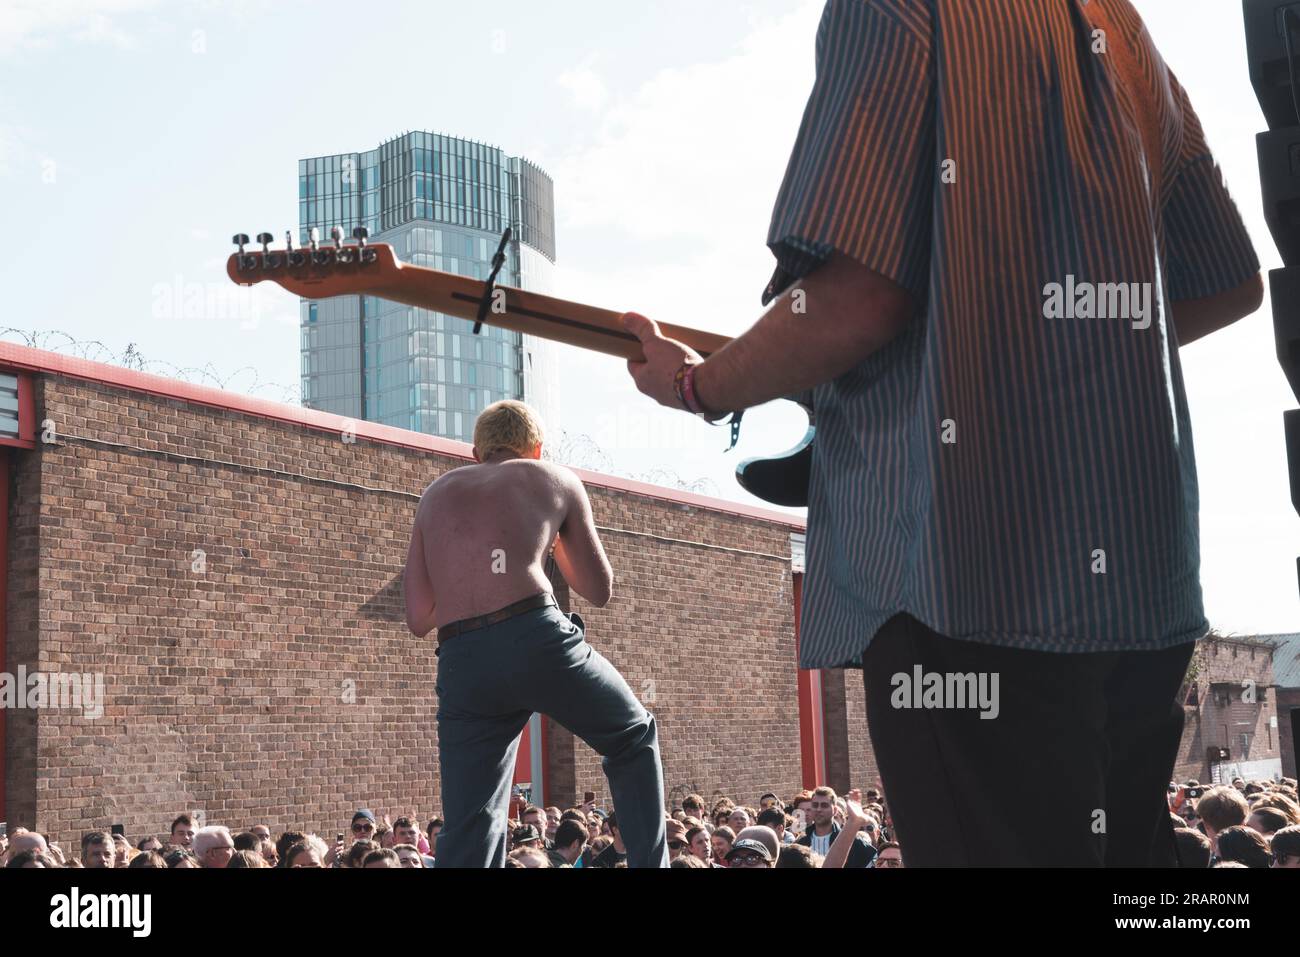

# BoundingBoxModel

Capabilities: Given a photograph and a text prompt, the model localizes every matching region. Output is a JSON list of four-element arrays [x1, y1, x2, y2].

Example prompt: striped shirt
[[765, 0, 1260, 668]]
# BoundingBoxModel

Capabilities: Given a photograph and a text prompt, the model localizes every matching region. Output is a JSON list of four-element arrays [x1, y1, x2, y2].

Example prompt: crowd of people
[[2, 777, 1298, 868]]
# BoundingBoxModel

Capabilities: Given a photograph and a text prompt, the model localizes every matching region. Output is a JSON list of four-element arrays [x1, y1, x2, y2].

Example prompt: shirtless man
[[404, 399, 667, 868]]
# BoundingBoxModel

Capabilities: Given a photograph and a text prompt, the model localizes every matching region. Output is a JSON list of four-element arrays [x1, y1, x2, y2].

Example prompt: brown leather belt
[[436, 591, 556, 648]]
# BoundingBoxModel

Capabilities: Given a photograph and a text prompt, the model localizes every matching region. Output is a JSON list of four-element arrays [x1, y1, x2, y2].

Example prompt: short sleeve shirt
[[765, 0, 1260, 668]]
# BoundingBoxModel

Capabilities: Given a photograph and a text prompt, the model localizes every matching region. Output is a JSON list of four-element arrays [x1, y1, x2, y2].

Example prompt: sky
[[1, 0, 1296, 637]]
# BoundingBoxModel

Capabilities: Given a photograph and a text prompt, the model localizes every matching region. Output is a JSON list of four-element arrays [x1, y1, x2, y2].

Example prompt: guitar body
[[228, 236, 811, 507]]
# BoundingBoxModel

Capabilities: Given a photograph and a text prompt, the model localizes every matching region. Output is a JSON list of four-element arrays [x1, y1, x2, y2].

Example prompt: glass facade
[[298, 132, 557, 443]]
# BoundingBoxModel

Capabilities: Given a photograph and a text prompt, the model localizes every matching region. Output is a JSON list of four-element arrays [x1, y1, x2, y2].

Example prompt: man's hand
[[843, 798, 869, 832], [622, 312, 704, 411]]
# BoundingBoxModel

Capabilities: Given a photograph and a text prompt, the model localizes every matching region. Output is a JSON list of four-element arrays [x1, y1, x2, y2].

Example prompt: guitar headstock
[[226, 226, 401, 298]]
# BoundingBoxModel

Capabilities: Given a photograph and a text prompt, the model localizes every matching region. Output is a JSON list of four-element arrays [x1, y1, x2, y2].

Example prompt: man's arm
[[549, 469, 613, 607], [1171, 273, 1264, 347], [403, 499, 437, 637], [624, 251, 915, 414], [822, 799, 869, 869]]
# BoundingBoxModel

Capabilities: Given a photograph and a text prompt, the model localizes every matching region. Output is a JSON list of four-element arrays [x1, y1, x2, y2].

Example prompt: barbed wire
[[4, 327, 720, 496], [1, 328, 302, 405], [544, 429, 720, 497]]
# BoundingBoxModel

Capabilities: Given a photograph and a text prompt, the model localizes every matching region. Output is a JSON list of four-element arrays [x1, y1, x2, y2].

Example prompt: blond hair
[[473, 400, 544, 459]]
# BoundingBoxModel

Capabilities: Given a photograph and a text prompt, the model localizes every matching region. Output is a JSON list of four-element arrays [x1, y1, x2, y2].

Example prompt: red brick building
[[3, 342, 1287, 853], [1172, 633, 1282, 785], [0, 343, 887, 851]]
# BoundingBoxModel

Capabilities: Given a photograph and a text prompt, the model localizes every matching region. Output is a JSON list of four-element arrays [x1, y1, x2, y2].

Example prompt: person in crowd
[[283, 842, 323, 868], [1271, 825, 1300, 868], [82, 831, 115, 869], [426, 817, 443, 858], [193, 825, 236, 869], [165, 848, 200, 869], [393, 844, 425, 868], [275, 831, 307, 867], [508, 846, 551, 868], [1197, 786, 1249, 856], [711, 826, 735, 867], [520, 807, 552, 850], [682, 793, 707, 823], [1215, 825, 1271, 869], [111, 833, 132, 867], [671, 853, 709, 868], [227, 850, 268, 868], [3, 829, 49, 865], [756, 807, 790, 845], [799, 787, 875, 867], [776, 845, 822, 868], [874, 842, 904, 868], [6, 850, 59, 868], [136, 836, 161, 854], [727, 807, 752, 834], [128, 850, 168, 869], [591, 812, 628, 868], [725, 831, 776, 868], [665, 819, 691, 862], [349, 809, 377, 844], [686, 823, 712, 865], [1248, 806, 1290, 837], [548, 819, 587, 868], [1173, 827, 1212, 868], [511, 824, 544, 853], [170, 814, 195, 848], [363, 848, 401, 868], [343, 839, 380, 869]]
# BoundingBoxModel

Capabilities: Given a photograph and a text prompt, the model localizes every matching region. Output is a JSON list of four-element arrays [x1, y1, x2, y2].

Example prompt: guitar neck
[[368, 259, 733, 361]]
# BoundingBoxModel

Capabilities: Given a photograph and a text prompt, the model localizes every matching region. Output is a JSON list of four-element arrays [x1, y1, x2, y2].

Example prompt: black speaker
[[1245, 0, 1300, 129]]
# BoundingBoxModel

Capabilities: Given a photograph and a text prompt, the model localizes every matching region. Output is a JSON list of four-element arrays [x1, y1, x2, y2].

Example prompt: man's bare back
[[403, 456, 613, 636]]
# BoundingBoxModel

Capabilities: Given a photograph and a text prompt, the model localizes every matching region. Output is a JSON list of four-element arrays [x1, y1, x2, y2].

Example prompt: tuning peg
[[256, 232, 273, 254], [232, 233, 249, 254], [352, 225, 369, 247], [308, 226, 319, 252], [330, 226, 344, 250], [284, 230, 294, 250]]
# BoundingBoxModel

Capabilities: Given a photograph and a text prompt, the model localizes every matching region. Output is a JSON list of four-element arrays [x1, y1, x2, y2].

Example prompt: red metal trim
[[16, 372, 35, 443], [540, 714, 550, 807], [0, 371, 36, 450], [0, 341, 805, 529], [794, 571, 826, 788], [0, 448, 9, 821]]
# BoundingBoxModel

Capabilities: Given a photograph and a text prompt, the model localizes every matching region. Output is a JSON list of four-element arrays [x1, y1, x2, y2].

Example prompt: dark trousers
[[861, 614, 1194, 867], [434, 600, 668, 868]]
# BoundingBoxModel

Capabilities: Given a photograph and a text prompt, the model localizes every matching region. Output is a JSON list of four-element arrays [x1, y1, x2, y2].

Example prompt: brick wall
[[1274, 688, 1298, 781], [1173, 636, 1279, 784], [6, 373, 806, 850]]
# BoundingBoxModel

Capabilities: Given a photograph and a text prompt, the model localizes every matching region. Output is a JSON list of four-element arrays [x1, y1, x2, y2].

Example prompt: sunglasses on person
[[668, 841, 687, 851], [351, 822, 375, 833], [728, 853, 767, 867]]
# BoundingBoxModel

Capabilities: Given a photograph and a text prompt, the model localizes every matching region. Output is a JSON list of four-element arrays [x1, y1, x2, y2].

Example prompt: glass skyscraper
[[297, 131, 559, 443]]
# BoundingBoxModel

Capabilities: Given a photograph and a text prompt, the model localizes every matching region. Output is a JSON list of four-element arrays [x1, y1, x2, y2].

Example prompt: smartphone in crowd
[[111, 823, 125, 837]]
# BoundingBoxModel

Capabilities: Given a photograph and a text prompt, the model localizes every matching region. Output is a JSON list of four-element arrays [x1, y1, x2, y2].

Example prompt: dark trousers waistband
[[437, 591, 556, 647]]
